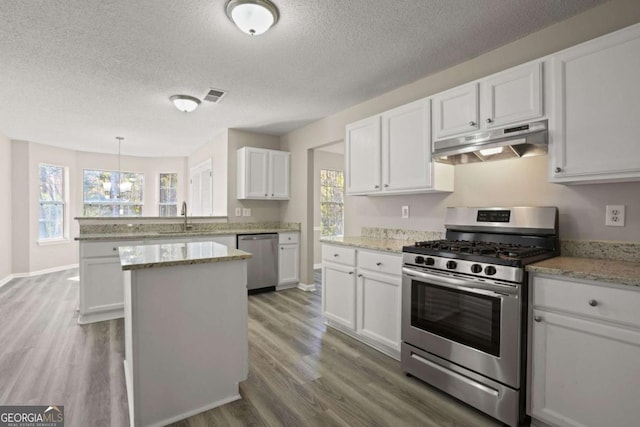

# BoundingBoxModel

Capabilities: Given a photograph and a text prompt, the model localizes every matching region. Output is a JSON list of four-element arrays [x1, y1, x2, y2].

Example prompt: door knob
[[533, 316, 542, 322]]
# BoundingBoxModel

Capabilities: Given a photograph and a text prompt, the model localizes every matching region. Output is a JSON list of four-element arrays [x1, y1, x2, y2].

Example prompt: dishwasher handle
[[238, 234, 278, 241]]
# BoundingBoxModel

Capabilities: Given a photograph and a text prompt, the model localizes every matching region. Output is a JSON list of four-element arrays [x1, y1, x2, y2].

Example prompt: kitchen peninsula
[[119, 240, 251, 427]]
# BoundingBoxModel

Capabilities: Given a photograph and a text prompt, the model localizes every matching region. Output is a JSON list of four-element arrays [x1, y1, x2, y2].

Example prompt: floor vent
[[204, 88, 227, 103]]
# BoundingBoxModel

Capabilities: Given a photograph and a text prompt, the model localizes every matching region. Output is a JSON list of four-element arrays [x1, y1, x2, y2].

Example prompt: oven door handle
[[402, 267, 517, 297]]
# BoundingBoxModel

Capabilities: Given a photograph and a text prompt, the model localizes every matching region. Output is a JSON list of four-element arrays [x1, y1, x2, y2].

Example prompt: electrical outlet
[[242, 208, 251, 217], [235, 208, 242, 216], [605, 205, 625, 227], [402, 205, 409, 219]]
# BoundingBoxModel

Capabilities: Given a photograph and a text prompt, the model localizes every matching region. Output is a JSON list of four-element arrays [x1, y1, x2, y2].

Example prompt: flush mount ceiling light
[[225, 0, 279, 36], [170, 95, 201, 113]]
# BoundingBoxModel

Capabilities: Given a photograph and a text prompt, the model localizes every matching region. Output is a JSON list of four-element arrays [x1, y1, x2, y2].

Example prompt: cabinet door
[[345, 116, 381, 195], [80, 257, 125, 315], [244, 148, 269, 198], [482, 62, 542, 128], [432, 82, 479, 140], [269, 150, 290, 199], [322, 262, 357, 330], [278, 244, 299, 285], [381, 99, 432, 192], [530, 309, 640, 427], [357, 270, 401, 351], [550, 25, 640, 183]]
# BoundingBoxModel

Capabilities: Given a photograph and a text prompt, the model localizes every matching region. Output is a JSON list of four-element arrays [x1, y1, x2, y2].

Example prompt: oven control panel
[[403, 253, 523, 284]]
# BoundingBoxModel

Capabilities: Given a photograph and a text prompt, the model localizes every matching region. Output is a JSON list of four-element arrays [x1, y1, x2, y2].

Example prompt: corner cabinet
[[528, 274, 640, 427], [237, 147, 290, 200], [322, 243, 401, 359], [432, 61, 543, 141], [549, 23, 640, 184], [346, 98, 453, 196]]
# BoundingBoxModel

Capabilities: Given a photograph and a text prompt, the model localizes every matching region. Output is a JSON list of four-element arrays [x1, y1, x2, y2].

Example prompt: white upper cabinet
[[433, 62, 543, 141], [549, 23, 640, 184], [237, 147, 290, 200], [481, 62, 542, 128], [432, 83, 480, 139], [345, 116, 381, 194], [346, 98, 453, 196]]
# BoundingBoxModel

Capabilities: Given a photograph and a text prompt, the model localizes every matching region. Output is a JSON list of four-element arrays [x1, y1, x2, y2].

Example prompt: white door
[[322, 262, 357, 330], [345, 116, 381, 195], [269, 150, 290, 199], [530, 310, 640, 427], [245, 148, 269, 198], [381, 98, 432, 192], [432, 82, 479, 140], [482, 62, 542, 128], [278, 244, 299, 285], [189, 159, 212, 216], [551, 25, 640, 181], [357, 270, 401, 351]]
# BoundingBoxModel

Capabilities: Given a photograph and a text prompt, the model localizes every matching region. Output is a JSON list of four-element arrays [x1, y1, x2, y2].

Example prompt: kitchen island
[[118, 241, 251, 427]]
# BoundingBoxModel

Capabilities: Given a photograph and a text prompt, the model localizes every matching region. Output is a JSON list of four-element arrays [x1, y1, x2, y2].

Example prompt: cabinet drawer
[[322, 245, 356, 266], [80, 241, 143, 258], [357, 250, 402, 275], [279, 232, 299, 244], [533, 276, 640, 328]]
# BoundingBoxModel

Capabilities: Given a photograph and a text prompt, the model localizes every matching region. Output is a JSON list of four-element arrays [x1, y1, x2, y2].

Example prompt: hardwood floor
[[0, 269, 499, 427]]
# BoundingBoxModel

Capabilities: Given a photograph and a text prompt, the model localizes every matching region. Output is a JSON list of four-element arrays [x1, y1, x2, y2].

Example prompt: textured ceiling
[[0, 0, 606, 157]]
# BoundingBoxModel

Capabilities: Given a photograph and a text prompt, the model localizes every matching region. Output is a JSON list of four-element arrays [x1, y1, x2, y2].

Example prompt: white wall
[[0, 132, 12, 282], [281, 0, 640, 285], [313, 150, 345, 265]]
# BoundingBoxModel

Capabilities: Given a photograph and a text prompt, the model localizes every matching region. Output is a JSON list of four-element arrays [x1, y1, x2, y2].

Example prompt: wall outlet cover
[[605, 205, 625, 227], [402, 205, 409, 219], [242, 208, 251, 217], [235, 208, 242, 216]]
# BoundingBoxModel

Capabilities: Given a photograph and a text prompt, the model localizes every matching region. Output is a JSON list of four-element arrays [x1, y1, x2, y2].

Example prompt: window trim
[[38, 163, 69, 243]]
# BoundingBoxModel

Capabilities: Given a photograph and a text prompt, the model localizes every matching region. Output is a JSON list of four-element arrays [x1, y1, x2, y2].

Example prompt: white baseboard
[[313, 263, 322, 270], [297, 282, 316, 292], [276, 283, 298, 291], [1, 264, 79, 289]]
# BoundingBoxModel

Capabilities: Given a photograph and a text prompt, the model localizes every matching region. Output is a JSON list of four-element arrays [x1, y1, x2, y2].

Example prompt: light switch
[[402, 206, 409, 219]]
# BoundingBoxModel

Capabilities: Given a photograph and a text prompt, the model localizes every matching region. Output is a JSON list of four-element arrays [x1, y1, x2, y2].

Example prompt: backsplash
[[79, 221, 301, 235], [361, 227, 445, 242]]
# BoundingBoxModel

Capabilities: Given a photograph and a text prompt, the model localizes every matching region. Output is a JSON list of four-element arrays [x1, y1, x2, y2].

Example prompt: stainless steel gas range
[[401, 206, 559, 427]]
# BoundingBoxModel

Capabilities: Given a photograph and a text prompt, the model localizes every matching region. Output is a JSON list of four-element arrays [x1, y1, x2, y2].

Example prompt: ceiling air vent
[[203, 88, 227, 103]]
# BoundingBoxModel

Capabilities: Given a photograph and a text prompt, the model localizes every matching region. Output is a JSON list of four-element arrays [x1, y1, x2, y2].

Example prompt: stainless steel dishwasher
[[237, 233, 278, 293]]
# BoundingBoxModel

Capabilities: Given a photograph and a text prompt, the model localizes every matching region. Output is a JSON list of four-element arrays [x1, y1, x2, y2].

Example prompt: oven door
[[401, 266, 522, 388]]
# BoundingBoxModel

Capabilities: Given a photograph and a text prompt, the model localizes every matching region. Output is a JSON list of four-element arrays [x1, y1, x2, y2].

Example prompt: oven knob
[[414, 256, 425, 264], [425, 257, 435, 266], [471, 264, 483, 273], [485, 266, 497, 275], [446, 260, 457, 270]]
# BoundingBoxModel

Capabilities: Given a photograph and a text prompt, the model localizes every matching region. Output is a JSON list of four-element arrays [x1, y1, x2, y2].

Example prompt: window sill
[[37, 238, 72, 246]]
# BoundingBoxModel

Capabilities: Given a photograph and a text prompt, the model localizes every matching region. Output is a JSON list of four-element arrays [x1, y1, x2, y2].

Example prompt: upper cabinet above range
[[237, 147, 290, 200], [345, 98, 454, 196], [432, 61, 543, 141], [549, 23, 640, 184]]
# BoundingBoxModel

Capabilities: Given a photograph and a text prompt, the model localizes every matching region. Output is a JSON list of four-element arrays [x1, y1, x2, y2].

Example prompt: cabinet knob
[[554, 167, 562, 173], [533, 315, 542, 322], [348, 271, 354, 275], [486, 118, 493, 124], [376, 262, 382, 266], [281, 247, 284, 250], [383, 184, 389, 188], [265, 193, 268, 196], [113, 247, 117, 251], [333, 253, 339, 257], [272, 193, 274, 196], [374, 185, 380, 189], [358, 274, 363, 277], [469, 121, 476, 126], [588, 299, 598, 307]]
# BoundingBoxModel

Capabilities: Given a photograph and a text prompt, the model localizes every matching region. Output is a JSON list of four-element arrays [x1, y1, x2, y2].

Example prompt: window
[[83, 169, 144, 216], [39, 164, 66, 240], [159, 173, 178, 216], [320, 169, 344, 237]]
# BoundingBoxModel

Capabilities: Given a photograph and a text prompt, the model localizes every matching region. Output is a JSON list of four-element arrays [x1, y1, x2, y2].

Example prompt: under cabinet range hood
[[433, 120, 548, 165]]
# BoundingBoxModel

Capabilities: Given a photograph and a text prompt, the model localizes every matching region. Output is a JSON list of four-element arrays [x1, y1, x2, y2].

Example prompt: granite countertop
[[320, 236, 411, 254], [527, 257, 640, 287], [77, 228, 300, 241], [118, 241, 252, 271]]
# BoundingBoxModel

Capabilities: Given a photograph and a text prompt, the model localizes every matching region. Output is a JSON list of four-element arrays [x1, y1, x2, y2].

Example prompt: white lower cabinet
[[529, 275, 640, 427], [322, 244, 401, 359], [278, 232, 299, 287]]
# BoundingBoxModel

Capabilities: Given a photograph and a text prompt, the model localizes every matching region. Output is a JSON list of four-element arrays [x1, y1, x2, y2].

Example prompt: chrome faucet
[[181, 201, 192, 231]]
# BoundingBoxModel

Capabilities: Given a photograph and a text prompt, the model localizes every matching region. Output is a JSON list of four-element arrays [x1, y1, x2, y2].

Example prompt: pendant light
[[226, 0, 279, 36], [116, 137, 132, 195]]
